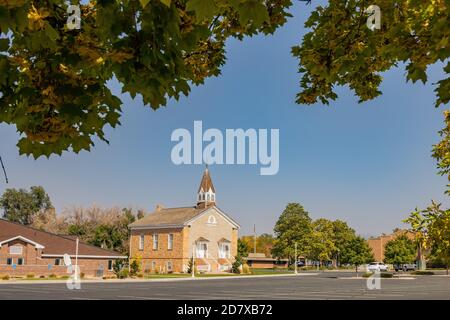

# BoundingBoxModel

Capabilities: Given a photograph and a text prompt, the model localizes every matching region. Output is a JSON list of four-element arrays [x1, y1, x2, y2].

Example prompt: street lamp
[[191, 244, 195, 278], [294, 243, 298, 274]]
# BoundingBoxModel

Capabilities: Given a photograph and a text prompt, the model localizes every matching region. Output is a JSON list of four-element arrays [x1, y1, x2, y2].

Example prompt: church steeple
[[197, 166, 216, 209]]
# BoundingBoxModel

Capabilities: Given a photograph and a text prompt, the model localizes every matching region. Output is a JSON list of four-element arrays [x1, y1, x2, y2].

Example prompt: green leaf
[[140, 0, 151, 8], [0, 38, 9, 51], [160, 0, 171, 7], [186, 0, 218, 21], [238, 0, 269, 26], [44, 23, 59, 42]]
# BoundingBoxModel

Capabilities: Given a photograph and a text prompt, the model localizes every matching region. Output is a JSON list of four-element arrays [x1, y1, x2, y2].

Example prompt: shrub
[[242, 263, 252, 274], [80, 272, 85, 279], [59, 275, 69, 280], [39, 275, 45, 278], [362, 272, 393, 278], [137, 273, 144, 278], [118, 269, 129, 279], [1, 275, 10, 280], [231, 260, 241, 274], [26, 274, 35, 279], [49, 274, 57, 278], [412, 271, 434, 276], [130, 260, 140, 276]]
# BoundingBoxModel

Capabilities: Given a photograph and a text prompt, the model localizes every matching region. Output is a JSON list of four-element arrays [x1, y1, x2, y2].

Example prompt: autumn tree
[[0, 186, 53, 225], [239, 233, 275, 257], [308, 218, 336, 267], [0, 0, 292, 157], [1, 1, 447, 158], [404, 201, 450, 274]]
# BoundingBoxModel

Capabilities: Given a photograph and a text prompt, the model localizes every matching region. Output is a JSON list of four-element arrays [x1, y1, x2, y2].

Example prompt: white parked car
[[367, 262, 388, 272]]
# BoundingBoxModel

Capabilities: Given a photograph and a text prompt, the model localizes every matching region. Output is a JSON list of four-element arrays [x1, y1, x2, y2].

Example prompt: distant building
[[367, 229, 415, 262], [244, 253, 288, 269], [0, 219, 126, 277], [129, 168, 240, 273]]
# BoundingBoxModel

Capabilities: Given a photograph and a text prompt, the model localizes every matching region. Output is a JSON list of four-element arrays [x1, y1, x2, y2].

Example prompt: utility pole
[[253, 224, 257, 254], [75, 237, 79, 281]]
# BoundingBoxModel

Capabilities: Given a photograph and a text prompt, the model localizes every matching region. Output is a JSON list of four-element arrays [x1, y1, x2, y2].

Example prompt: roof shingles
[[129, 206, 206, 228], [0, 219, 126, 257]]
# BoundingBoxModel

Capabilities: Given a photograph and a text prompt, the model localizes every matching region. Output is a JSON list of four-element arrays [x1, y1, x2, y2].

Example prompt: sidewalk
[[0, 272, 319, 285]]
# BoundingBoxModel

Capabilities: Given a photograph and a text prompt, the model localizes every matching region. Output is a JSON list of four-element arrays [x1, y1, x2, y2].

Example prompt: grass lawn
[[250, 268, 294, 275]]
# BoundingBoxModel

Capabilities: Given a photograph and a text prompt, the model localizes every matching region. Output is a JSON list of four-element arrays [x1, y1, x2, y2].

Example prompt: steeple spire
[[197, 166, 216, 209]]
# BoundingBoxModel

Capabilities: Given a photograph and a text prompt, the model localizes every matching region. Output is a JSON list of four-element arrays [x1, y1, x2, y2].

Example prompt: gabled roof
[[129, 207, 206, 228], [0, 219, 126, 258], [0, 236, 45, 249], [198, 167, 215, 193], [129, 205, 240, 229]]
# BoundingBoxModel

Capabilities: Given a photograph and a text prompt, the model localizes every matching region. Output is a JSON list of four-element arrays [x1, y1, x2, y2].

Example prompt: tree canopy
[[404, 201, 450, 272], [272, 203, 312, 261], [383, 234, 417, 265], [340, 235, 374, 272], [1, 1, 448, 158], [0, 185, 53, 224], [0, 0, 292, 158]]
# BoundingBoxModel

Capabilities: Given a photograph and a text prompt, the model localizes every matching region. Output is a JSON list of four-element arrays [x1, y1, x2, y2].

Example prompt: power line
[[0, 155, 8, 183]]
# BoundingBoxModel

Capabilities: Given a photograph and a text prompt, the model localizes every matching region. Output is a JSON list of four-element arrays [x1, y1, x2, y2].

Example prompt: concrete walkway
[[0, 272, 319, 285]]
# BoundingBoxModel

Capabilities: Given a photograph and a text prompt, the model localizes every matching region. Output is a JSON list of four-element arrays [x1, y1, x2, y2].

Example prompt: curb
[[0, 272, 319, 285]]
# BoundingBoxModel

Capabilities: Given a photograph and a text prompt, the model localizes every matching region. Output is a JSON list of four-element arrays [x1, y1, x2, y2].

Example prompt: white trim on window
[[153, 234, 159, 250], [168, 234, 174, 250], [9, 245, 23, 255], [139, 234, 144, 251]]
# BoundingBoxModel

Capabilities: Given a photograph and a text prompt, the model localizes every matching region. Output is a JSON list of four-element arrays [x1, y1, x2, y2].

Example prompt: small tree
[[130, 260, 140, 277], [112, 259, 127, 279], [237, 239, 250, 258], [231, 256, 242, 274], [341, 236, 374, 277], [384, 235, 417, 269]]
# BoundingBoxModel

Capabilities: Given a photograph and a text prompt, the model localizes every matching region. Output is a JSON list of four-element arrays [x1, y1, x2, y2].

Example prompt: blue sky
[[0, 2, 448, 237]]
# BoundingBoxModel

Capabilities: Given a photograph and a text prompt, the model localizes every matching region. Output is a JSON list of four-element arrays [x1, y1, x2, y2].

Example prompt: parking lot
[[0, 272, 448, 300]]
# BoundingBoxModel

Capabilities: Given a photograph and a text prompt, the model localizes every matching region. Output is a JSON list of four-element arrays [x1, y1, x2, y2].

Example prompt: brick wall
[[0, 258, 115, 278], [130, 227, 186, 273], [0, 239, 116, 277], [129, 208, 239, 273]]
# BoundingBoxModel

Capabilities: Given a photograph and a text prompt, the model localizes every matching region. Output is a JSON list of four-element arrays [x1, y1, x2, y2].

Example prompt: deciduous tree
[[0, 186, 53, 225], [340, 236, 374, 276], [383, 235, 417, 266], [272, 203, 312, 263]]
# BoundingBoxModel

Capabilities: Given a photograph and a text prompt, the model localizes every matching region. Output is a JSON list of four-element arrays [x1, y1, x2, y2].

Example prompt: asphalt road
[[0, 272, 448, 300]]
